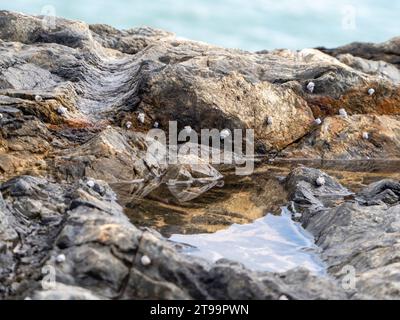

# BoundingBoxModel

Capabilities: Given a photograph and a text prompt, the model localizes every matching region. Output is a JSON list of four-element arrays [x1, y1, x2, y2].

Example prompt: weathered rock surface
[[0, 10, 399, 164], [320, 36, 400, 71], [0, 175, 348, 300], [1, 11, 400, 300], [287, 167, 400, 299], [283, 115, 400, 159]]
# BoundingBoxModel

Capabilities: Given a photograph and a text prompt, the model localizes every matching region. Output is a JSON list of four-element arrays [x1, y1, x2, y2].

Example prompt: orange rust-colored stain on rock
[[47, 119, 101, 131], [306, 83, 400, 118]]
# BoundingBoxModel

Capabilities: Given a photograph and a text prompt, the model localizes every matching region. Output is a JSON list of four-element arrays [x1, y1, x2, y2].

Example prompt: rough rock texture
[[1, 11, 400, 300], [320, 37, 400, 71], [0, 10, 399, 164], [283, 115, 400, 159], [287, 167, 400, 299], [0, 175, 348, 300]]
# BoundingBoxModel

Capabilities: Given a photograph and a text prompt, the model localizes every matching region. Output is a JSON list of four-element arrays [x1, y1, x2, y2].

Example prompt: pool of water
[[170, 208, 326, 275]]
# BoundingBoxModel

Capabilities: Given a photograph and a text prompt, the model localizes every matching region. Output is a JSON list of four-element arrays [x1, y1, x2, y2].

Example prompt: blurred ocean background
[[2, 0, 399, 51]]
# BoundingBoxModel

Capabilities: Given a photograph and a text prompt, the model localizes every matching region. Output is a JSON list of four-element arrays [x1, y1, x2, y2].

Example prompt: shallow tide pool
[[170, 208, 326, 275]]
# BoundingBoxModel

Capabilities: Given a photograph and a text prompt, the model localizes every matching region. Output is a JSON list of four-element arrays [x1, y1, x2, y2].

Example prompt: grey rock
[[320, 36, 400, 70], [0, 175, 347, 300], [337, 53, 400, 85], [286, 167, 400, 299], [1, 10, 400, 300], [1, 10, 398, 159]]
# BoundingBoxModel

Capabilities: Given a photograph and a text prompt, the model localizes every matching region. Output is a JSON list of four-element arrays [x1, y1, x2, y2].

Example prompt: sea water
[[3, 0, 399, 51], [170, 208, 326, 275]]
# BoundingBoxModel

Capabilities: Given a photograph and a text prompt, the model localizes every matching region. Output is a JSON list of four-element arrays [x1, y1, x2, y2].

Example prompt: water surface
[[2, 0, 399, 51], [170, 208, 326, 275]]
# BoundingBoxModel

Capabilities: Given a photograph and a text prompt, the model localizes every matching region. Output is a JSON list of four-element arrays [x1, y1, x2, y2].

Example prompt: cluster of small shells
[[307, 83, 375, 142]]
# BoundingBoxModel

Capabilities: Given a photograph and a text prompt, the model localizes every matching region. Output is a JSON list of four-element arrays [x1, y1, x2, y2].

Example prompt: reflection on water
[[267, 158, 400, 174], [121, 159, 400, 237], [170, 208, 326, 275]]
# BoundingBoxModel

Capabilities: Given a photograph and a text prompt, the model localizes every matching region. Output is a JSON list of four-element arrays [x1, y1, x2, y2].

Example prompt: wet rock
[[0, 175, 347, 300], [1, 10, 400, 300], [286, 167, 400, 299], [32, 283, 104, 300], [357, 179, 400, 205], [52, 128, 166, 183], [162, 154, 224, 202]]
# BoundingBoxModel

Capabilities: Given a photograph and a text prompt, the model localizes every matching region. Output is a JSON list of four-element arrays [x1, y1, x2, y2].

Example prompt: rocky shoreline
[[1, 11, 400, 300]]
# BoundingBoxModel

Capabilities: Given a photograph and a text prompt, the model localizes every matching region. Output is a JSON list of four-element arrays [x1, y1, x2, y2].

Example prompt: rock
[[89, 24, 174, 55], [162, 154, 224, 202], [286, 167, 400, 299], [0, 10, 399, 161], [336, 54, 400, 85], [1, 10, 400, 300], [284, 115, 400, 159], [357, 180, 400, 205], [0, 175, 348, 300], [52, 128, 167, 183], [285, 167, 351, 215], [319, 36, 400, 71]]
